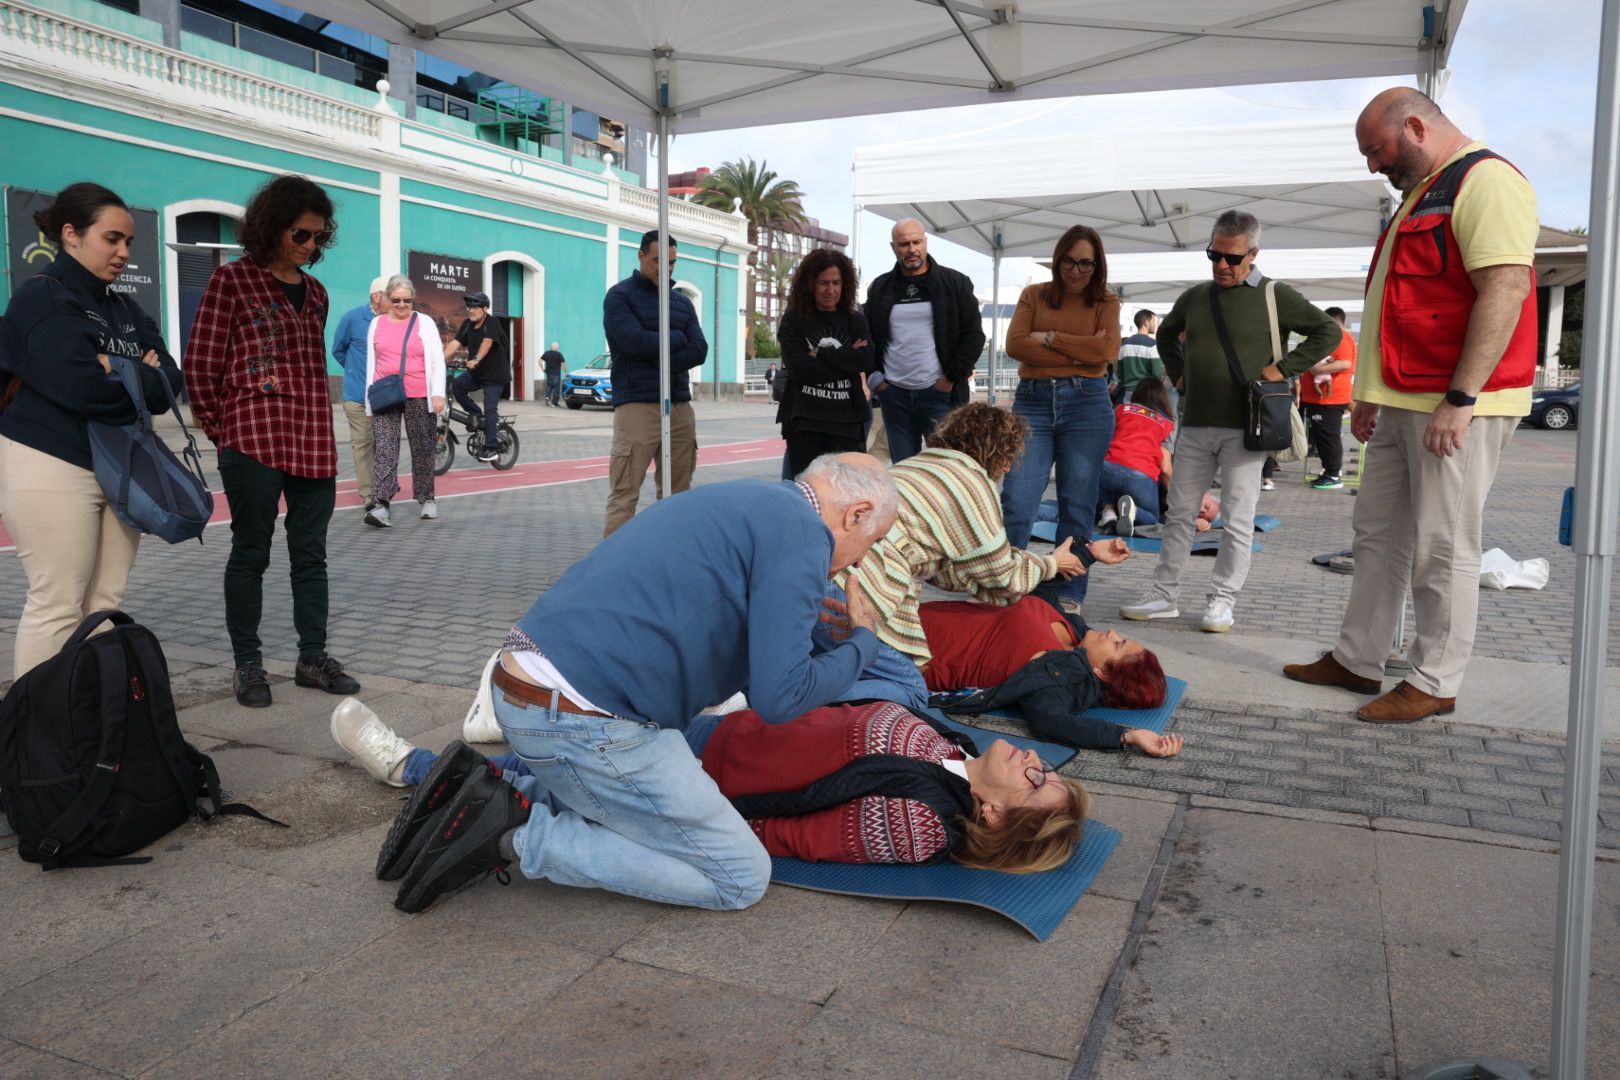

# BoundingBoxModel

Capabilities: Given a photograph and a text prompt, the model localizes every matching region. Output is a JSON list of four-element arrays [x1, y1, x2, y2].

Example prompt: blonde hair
[[952, 775, 1090, 874]]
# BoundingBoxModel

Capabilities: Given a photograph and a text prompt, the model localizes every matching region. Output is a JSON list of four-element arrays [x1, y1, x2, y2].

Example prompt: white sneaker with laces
[[330, 697, 414, 786], [1200, 598, 1235, 633], [420, 500, 438, 520], [1097, 506, 1118, 531], [1120, 594, 1179, 621], [461, 650, 504, 743], [364, 501, 391, 528]]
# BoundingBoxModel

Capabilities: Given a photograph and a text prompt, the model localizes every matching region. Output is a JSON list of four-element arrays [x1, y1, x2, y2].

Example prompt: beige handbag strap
[[1263, 279, 1282, 364]]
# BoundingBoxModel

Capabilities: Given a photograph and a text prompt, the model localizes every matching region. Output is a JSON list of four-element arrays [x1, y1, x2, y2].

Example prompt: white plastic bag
[[1479, 547, 1550, 591]]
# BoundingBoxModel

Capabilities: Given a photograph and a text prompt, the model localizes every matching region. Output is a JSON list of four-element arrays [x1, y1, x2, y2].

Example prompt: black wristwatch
[[1444, 389, 1478, 408], [1077, 544, 1098, 570]]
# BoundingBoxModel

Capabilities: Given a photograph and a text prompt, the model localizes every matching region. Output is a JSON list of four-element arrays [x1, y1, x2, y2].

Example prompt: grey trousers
[[1149, 426, 1267, 608], [1332, 409, 1516, 698]]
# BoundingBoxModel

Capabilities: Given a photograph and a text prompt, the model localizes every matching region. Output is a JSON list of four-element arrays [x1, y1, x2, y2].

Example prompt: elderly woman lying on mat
[[919, 595, 1183, 758], [833, 403, 1132, 710], [335, 697, 1089, 873]]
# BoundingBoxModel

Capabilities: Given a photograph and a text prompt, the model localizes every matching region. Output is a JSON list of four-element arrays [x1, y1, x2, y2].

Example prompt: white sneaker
[[701, 691, 749, 715], [364, 501, 391, 528], [1097, 506, 1118, 531], [1200, 598, 1235, 633], [1120, 594, 1179, 621], [1117, 494, 1137, 538], [1261, 478, 1276, 492], [461, 650, 504, 743], [420, 500, 438, 521], [330, 697, 413, 786]]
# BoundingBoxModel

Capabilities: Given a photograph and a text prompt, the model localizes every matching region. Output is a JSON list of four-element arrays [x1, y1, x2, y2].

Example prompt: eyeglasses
[[288, 227, 335, 247], [1024, 759, 1059, 791], [389, 297, 413, 306], [1205, 248, 1252, 267], [1057, 257, 1097, 273]]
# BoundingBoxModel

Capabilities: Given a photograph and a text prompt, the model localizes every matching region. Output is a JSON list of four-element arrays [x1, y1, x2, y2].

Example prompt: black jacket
[[930, 650, 1127, 752], [603, 270, 708, 406], [774, 309, 873, 432], [864, 255, 984, 406], [0, 252, 181, 470]]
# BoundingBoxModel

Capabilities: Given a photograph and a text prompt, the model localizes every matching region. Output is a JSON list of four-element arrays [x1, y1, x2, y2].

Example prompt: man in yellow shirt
[[1285, 88, 1539, 724]]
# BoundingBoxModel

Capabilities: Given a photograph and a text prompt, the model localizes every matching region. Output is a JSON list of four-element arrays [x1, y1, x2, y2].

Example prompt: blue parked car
[[1527, 383, 1580, 430], [562, 353, 613, 409]]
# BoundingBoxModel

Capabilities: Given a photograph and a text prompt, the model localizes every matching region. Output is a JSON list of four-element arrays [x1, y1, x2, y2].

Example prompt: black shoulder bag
[[1208, 282, 1293, 453]]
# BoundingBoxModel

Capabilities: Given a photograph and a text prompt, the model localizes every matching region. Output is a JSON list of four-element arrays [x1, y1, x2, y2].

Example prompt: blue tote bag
[[87, 355, 214, 544]]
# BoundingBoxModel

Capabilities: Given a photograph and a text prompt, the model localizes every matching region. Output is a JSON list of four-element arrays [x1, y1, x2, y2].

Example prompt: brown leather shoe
[[1283, 652, 1381, 694], [1356, 681, 1456, 725]]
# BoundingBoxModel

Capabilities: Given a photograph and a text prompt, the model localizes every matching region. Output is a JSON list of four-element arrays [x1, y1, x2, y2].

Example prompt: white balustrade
[[0, 0, 380, 139]]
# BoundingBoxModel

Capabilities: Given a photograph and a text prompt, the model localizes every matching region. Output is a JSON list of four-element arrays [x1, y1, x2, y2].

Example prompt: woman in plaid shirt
[[184, 175, 361, 708]]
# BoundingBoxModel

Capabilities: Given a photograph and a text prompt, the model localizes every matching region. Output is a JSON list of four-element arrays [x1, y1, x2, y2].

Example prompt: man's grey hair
[[383, 273, 415, 297], [1211, 210, 1261, 250], [799, 454, 899, 537]]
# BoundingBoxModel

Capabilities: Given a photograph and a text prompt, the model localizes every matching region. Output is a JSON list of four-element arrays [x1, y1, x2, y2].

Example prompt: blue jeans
[[876, 384, 954, 463], [451, 372, 500, 446], [494, 691, 771, 910], [1001, 377, 1115, 603], [1098, 461, 1161, 525]]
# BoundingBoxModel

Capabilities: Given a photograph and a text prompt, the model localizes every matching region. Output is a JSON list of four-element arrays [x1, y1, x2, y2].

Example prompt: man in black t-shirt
[[540, 342, 566, 406], [450, 292, 509, 461]]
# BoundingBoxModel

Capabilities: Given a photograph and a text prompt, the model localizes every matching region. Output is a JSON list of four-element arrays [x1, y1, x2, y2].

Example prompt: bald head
[[1355, 87, 1468, 194], [890, 218, 928, 276]]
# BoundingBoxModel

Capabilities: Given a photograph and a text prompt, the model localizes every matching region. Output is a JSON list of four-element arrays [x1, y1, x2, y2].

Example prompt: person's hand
[[1194, 518, 1212, 533], [1259, 363, 1285, 382], [1052, 536, 1085, 579], [843, 577, 879, 633], [852, 339, 869, 349], [431, 395, 446, 414], [1350, 401, 1380, 443], [933, 376, 954, 392], [1313, 374, 1332, 394], [1423, 401, 1473, 459], [140, 349, 161, 368], [1123, 729, 1184, 757], [819, 595, 853, 641], [1088, 538, 1130, 565], [96, 353, 111, 373]]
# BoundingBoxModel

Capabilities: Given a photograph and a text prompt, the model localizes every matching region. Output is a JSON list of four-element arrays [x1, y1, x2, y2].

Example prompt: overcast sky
[[664, 0, 1601, 296]]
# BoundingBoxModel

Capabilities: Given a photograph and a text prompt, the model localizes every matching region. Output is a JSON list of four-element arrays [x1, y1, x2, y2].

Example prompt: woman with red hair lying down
[[919, 595, 1183, 757]]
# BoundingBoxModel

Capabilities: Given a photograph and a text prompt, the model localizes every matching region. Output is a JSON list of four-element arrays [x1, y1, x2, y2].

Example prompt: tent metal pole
[[989, 236, 1002, 405], [1552, 1, 1620, 1073], [656, 59, 672, 500]]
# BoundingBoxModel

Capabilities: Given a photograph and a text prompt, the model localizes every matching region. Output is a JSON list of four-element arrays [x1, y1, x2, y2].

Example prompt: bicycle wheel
[[434, 424, 455, 476], [493, 423, 520, 470]]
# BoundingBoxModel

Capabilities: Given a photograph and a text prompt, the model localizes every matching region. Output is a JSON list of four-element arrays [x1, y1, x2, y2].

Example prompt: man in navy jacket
[[602, 230, 708, 535]]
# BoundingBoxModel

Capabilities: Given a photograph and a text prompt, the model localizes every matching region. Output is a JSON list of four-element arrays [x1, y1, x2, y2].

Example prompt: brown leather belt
[[492, 662, 610, 717]]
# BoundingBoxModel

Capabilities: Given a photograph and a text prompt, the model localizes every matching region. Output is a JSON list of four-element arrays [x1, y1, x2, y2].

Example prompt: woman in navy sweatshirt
[[0, 182, 181, 676]]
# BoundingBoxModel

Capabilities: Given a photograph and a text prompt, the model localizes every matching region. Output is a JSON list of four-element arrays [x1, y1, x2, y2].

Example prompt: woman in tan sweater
[[999, 224, 1122, 609]]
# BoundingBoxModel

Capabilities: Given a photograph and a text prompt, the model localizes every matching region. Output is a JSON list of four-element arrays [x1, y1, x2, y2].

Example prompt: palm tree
[[693, 158, 807, 354]]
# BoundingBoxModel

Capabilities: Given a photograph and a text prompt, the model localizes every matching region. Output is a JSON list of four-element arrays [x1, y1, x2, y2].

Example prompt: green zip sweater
[[1155, 275, 1340, 429]]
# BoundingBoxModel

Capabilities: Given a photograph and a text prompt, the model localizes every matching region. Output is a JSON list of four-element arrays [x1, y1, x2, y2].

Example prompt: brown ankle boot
[[1282, 652, 1381, 694], [1356, 681, 1456, 724]]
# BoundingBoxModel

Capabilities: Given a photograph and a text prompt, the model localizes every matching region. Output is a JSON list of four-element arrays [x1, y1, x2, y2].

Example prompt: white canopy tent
[[261, 0, 1620, 1068], [853, 115, 1394, 258]]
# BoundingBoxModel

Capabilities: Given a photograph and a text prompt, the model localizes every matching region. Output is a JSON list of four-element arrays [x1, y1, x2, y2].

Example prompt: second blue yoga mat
[[973, 676, 1187, 735], [769, 817, 1121, 941]]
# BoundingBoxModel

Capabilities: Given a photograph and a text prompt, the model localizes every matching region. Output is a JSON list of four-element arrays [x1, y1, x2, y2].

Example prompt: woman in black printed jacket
[[774, 249, 875, 477]]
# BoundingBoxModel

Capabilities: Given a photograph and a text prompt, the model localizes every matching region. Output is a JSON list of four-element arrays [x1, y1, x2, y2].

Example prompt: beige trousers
[[0, 436, 141, 677], [1332, 409, 1517, 698], [604, 401, 697, 536], [342, 399, 375, 504]]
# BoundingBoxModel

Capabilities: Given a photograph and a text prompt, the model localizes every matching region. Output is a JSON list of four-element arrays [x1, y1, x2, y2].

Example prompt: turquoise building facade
[[0, 0, 749, 397]]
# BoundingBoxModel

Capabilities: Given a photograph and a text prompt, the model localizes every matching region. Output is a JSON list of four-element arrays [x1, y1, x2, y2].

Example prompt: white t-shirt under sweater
[[884, 275, 944, 389]]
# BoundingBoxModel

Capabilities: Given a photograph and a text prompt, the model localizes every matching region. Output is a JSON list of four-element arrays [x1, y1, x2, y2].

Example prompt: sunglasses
[[289, 227, 335, 247], [1057, 256, 1097, 273], [1205, 248, 1252, 267], [389, 297, 413, 305]]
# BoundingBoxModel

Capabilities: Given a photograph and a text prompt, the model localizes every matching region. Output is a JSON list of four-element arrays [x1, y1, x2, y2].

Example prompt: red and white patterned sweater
[[700, 701, 964, 864]]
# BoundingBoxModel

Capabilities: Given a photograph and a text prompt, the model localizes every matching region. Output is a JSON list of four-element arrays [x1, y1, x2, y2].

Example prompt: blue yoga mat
[[976, 676, 1188, 736], [769, 817, 1122, 941], [1031, 514, 1280, 545]]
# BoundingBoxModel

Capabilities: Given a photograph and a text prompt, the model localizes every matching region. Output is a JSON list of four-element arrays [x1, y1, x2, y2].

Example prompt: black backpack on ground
[[0, 610, 282, 869]]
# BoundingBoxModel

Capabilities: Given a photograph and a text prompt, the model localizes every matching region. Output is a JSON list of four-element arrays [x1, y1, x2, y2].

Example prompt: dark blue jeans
[[876, 384, 954, 463], [451, 372, 500, 445], [1098, 460, 1162, 525], [1001, 376, 1114, 604]]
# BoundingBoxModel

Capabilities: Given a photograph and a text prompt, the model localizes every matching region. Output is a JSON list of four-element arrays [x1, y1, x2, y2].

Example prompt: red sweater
[[701, 702, 962, 864], [919, 596, 1073, 691]]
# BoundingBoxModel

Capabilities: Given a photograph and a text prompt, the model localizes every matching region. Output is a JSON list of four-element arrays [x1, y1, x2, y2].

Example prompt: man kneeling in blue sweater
[[387, 453, 900, 914]]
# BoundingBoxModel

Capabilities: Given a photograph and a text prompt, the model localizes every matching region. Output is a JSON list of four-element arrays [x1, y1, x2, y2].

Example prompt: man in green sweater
[[1120, 210, 1339, 633]]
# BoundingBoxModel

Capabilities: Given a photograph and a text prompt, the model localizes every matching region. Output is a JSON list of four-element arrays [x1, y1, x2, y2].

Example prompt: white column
[[375, 81, 401, 276], [1545, 283, 1566, 382]]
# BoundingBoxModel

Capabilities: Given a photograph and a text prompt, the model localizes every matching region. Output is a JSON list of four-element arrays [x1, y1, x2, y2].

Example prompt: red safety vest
[[1367, 148, 1538, 394]]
